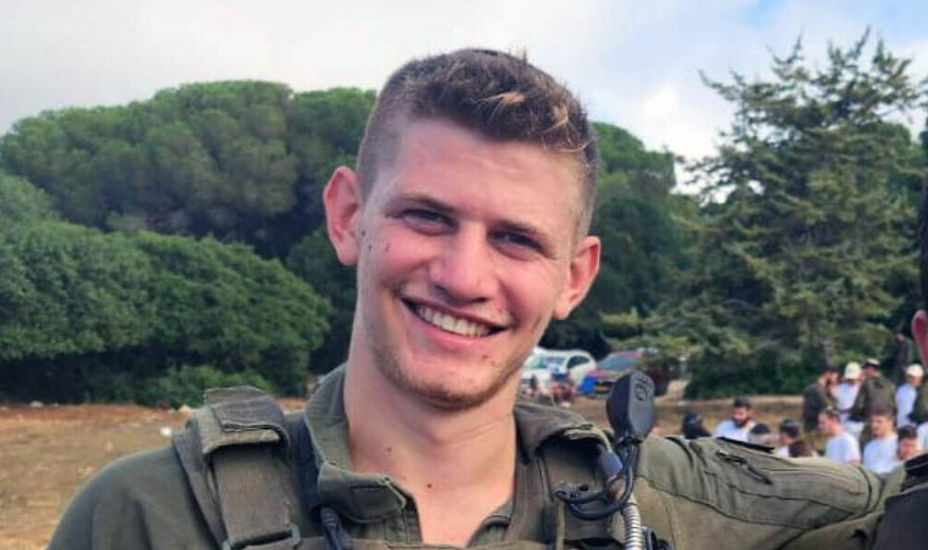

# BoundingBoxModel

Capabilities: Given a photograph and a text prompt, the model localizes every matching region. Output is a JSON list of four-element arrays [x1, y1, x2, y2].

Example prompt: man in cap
[[835, 361, 864, 437], [49, 49, 895, 550], [896, 364, 924, 428], [802, 364, 838, 433], [849, 358, 897, 437]]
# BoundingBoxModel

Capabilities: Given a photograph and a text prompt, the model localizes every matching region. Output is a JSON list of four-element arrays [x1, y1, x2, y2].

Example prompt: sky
[[2, 0, 927, 173]]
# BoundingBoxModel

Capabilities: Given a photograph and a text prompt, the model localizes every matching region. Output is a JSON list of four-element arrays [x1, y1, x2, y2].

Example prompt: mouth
[[403, 300, 504, 338]]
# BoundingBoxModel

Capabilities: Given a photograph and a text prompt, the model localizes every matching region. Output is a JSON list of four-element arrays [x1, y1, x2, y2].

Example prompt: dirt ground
[[0, 386, 800, 550]]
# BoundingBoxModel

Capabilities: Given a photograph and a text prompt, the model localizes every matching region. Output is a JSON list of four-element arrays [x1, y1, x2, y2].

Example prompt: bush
[[0, 205, 328, 402], [138, 365, 274, 408]]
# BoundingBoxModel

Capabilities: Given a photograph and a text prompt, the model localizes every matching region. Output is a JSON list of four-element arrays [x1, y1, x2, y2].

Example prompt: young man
[[775, 418, 802, 458], [895, 364, 923, 428], [819, 408, 861, 466], [896, 425, 920, 462], [862, 406, 898, 475], [802, 365, 838, 433], [49, 49, 893, 550], [713, 396, 756, 442]]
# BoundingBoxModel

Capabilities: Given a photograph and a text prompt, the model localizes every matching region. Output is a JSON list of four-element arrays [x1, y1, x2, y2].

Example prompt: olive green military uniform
[[49, 367, 897, 550], [849, 375, 896, 422], [801, 382, 833, 433]]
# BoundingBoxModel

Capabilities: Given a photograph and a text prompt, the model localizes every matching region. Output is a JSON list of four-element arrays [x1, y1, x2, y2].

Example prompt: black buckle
[[222, 524, 301, 550]]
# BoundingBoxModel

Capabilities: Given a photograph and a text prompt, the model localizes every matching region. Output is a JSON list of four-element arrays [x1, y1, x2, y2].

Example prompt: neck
[[344, 360, 518, 484], [342, 344, 520, 545]]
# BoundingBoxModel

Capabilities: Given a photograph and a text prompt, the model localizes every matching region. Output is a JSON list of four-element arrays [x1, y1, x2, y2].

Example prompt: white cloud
[[642, 85, 679, 120]]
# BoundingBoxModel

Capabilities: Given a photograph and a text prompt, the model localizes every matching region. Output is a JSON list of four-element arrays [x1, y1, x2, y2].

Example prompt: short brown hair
[[356, 48, 597, 232]]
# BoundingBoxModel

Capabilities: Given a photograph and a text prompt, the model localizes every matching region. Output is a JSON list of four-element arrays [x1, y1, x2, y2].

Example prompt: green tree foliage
[[0, 83, 375, 257], [621, 34, 928, 398], [541, 123, 692, 356], [0, 173, 58, 226], [286, 227, 356, 373], [0, 177, 329, 402]]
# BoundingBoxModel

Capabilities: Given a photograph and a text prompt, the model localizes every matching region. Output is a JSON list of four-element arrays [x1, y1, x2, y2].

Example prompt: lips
[[407, 302, 501, 338]]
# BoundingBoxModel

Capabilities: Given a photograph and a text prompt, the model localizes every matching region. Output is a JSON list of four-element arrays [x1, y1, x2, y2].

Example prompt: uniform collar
[[303, 365, 607, 523]]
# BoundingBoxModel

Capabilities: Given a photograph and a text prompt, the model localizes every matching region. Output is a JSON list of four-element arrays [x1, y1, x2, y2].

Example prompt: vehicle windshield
[[524, 354, 568, 370], [599, 352, 641, 371]]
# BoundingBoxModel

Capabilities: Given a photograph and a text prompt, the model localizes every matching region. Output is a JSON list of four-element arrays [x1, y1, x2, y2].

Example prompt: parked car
[[578, 349, 671, 398], [519, 347, 596, 394]]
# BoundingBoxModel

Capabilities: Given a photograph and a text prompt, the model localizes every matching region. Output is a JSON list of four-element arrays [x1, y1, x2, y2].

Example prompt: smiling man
[[50, 49, 896, 550]]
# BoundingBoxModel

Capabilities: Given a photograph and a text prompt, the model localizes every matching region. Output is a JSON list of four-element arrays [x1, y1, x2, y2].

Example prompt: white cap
[[905, 364, 924, 378], [843, 361, 861, 380]]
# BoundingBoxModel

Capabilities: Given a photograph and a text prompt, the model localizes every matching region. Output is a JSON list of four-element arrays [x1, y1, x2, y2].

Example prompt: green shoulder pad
[[192, 386, 289, 456]]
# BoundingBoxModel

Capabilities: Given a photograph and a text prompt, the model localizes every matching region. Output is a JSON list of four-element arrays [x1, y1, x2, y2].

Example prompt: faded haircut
[[356, 48, 598, 234]]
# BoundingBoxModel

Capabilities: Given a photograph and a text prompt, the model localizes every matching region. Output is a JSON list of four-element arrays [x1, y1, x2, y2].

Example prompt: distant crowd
[[683, 336, 926, 475]]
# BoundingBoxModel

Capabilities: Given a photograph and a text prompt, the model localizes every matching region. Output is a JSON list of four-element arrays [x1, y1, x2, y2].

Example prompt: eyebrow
[[388, 192, 559, 257]]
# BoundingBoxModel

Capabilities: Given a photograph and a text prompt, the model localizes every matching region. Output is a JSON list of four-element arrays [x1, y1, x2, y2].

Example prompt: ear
[[323, 166, 363, 266], [553, 236, 601, 320], [911, 310, 928, 366]]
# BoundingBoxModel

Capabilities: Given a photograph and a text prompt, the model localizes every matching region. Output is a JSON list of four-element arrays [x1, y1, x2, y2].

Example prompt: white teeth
[[415, 305, 491, 337]]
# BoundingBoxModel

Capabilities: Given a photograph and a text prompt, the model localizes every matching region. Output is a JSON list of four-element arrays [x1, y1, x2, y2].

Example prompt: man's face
[[777, 432, 795, 446], [818, 414, 837, 436], [870, 414, 893, 439], [907, 374, 922, 387], [826, 371, 839, 385], [732, 406, 751, 427], [326, 118, 600, 410], [898, 438, 919, 461], [863, 367, 878, 379]]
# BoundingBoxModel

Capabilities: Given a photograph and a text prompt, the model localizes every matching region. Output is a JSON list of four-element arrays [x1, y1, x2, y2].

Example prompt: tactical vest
[[172, 387, 628, 550]]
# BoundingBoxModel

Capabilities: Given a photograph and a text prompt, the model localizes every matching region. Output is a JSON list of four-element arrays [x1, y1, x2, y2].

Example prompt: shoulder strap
[[173, 386, 311, 550]]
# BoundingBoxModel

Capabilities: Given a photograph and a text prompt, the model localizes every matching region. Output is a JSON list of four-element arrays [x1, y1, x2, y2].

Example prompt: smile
[[412, 304, 493, 338]]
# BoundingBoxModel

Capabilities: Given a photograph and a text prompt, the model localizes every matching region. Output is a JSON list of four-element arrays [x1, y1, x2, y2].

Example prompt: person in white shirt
[[713, 396, 756, 442], [835, 361, 864, 437], [862, 406, 899, 475], [895, 364, 923, 427], [774, 418, 802, 458], [819, 408, 861, 465]]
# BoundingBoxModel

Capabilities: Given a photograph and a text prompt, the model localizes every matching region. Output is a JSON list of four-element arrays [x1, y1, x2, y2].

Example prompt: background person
[[896, 425, 920, 463], [896, 364, 923, 428], [862, 406, 899, 475], [788, 440, 816, 458], [819, 408, 861, 466], [775, 418, 802, 458], [681, 410, 711, 439], [802, 365, 838, 433], [747, 423, 776, 448], [713, 396, 756, 442], [850, 358, 896, 446], [835, 362, 864, 438]]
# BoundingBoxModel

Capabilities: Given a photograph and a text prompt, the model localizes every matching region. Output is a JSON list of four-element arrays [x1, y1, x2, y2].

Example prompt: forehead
[[373, 119, 585, 235]]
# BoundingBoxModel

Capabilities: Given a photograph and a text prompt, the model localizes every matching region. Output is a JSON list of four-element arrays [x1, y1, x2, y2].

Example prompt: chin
[[381, 355, 520, 412]]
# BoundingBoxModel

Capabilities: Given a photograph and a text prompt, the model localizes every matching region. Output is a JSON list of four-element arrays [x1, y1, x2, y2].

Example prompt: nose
[[428, 225, 497, 305]]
